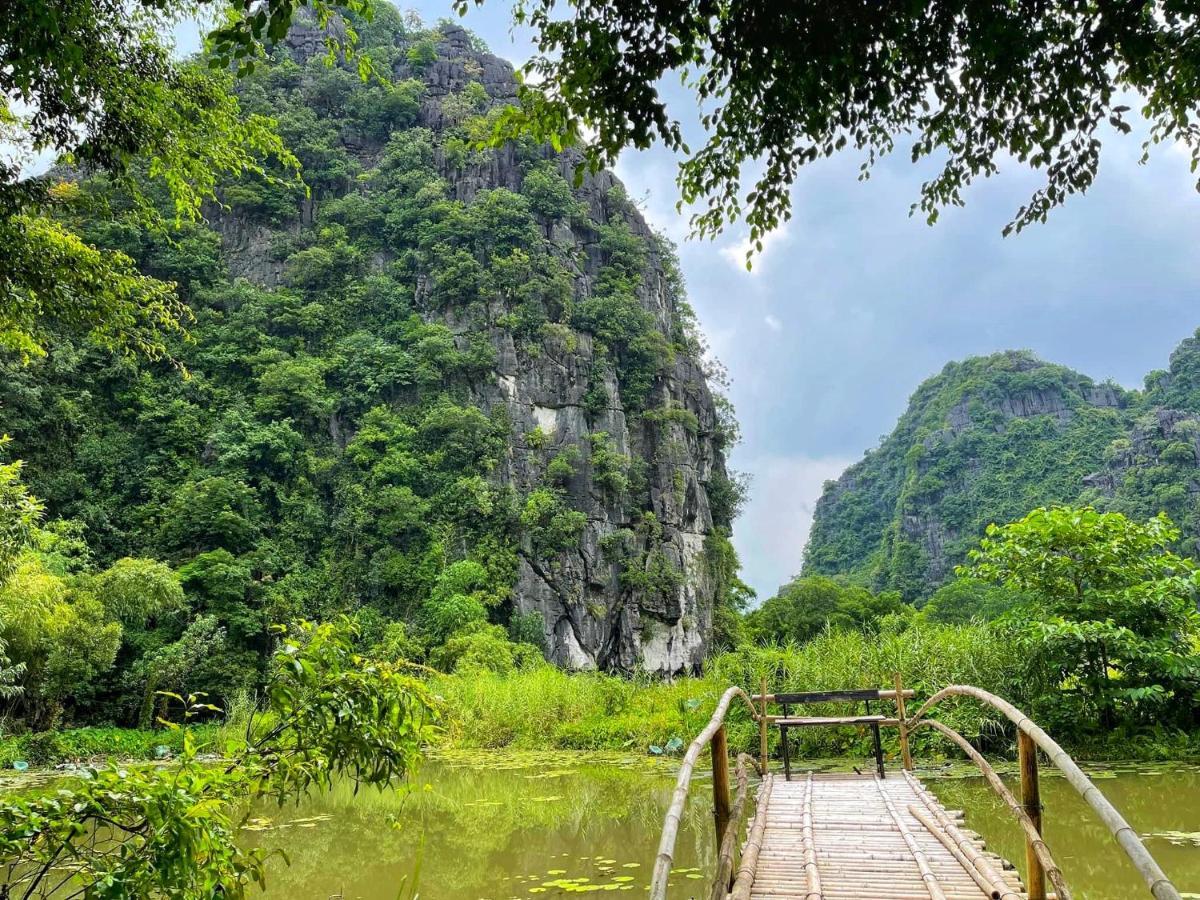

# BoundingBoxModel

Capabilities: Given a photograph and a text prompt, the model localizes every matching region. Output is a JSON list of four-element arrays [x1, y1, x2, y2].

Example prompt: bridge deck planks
[[747, 773, 1027, 900]]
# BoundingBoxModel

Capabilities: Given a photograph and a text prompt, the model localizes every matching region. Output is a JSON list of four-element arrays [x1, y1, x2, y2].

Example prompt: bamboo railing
[[648, 686, 762, 900], [650, 679, 1184, 900], [907, 685, 1183, 900]]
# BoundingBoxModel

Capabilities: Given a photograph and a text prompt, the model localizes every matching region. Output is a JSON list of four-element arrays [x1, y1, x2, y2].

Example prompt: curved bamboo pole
[[904, 724, 1069, 900], [650, 686, 761, 900], [908, 685, 1181, 900], [708, 754, 756, 900], [730, 774, 773, 900]]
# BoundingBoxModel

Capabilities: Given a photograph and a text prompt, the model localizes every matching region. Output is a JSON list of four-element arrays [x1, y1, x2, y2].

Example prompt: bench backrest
[[771, 689, 882, 705]]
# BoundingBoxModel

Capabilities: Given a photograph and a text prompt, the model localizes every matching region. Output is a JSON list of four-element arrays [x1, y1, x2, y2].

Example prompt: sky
[[189, 4, 1200, 600]]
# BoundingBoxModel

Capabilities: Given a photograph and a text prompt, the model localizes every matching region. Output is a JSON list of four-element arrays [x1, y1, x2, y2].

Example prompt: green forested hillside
[[0, 10, 742, 729], [803, 340, 1200, 599]]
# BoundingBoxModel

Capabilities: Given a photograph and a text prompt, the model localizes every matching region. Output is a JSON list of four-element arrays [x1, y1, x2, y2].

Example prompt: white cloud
[[718, 224, 792, 274], [730, 454, 854, 602], [763, 314, 783, 333]]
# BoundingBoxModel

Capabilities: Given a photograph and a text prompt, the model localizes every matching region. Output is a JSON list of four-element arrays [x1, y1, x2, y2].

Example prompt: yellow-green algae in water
[[241, 750, 717, 899]]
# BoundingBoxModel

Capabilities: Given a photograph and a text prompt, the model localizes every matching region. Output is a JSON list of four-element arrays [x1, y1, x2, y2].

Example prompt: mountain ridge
[[802, 336, 1200, 599]]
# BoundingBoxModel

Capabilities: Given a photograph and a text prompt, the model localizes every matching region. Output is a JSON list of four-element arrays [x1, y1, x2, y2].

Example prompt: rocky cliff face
[[217, 22, 730, 673]]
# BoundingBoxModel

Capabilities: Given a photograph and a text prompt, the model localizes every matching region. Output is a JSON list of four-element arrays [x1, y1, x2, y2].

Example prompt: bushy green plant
[[747, 576, 906, 644], [0, 619, 437, 898]]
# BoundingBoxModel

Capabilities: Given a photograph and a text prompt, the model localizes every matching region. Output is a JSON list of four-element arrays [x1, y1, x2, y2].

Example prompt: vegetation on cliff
[[803, 338, 1200, 599], [0, 11, 742, 735]]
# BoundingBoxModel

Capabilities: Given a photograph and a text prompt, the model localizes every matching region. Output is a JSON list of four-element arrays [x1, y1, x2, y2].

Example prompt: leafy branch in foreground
[[0, 619, 438, 899], [464, 1, 1200, 259]]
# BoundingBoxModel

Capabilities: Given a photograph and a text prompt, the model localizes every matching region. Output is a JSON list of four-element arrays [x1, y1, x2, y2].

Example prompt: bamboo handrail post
[[759, 676, 769, 776], [893, 671, 913, 771], [1019, 730, 1046, 900], [708, 754, 752, 900], [649, 686, 760, 900], [907, 722, 1072, 900], [712, 724, 731, 845]]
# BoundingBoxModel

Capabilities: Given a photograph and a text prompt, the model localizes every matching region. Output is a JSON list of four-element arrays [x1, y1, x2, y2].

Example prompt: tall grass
[[433, 665, 724, 751], [435, 620, 1021, 761]]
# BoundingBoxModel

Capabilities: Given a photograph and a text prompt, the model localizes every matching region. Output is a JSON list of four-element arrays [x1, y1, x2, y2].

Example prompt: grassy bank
[[434, 623, 1017, 762], [427, 620, 1200, 762], [6, 623, 1199, 770], [0, 725, 218, 768]]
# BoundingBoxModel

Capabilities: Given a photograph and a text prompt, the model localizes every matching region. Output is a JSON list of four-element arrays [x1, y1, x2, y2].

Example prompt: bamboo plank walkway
[[747, 772, 1027, 900]]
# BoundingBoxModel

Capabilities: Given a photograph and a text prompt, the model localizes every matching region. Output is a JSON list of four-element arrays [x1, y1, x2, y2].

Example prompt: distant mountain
[[802, 332, 1200, 600]]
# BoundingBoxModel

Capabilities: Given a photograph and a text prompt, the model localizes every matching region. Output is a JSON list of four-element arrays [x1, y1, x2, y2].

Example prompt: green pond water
[[242, 752, 1200, 900]]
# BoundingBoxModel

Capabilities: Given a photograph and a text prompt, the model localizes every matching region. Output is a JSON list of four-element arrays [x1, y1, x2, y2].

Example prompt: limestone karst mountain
[[0, 11, 742, 683]]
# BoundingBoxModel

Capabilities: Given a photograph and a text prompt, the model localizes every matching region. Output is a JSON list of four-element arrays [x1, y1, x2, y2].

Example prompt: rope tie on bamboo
[[873, 775, 947, 900]]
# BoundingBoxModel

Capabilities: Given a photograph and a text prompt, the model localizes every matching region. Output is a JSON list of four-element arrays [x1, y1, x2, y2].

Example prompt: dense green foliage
[[0, 0, 383, 360], [745, 575, 904, 645], [0, 13, 738, 731], [966, 506, 1200, 735], [804, 339, 1200, 599]]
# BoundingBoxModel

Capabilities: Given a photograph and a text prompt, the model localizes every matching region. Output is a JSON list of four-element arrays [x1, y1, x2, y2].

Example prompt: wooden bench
[[764, 690, 892, 780]]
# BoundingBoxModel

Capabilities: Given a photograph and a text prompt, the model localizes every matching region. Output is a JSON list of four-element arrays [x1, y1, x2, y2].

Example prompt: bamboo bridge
[[650, 679, 1183, 900]]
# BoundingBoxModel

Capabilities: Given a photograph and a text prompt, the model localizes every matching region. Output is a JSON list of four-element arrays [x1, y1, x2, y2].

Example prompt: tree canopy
[[0, 0, 372, 361], [467, 0, 1200, 258], [967, 506, 1200, 732]]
